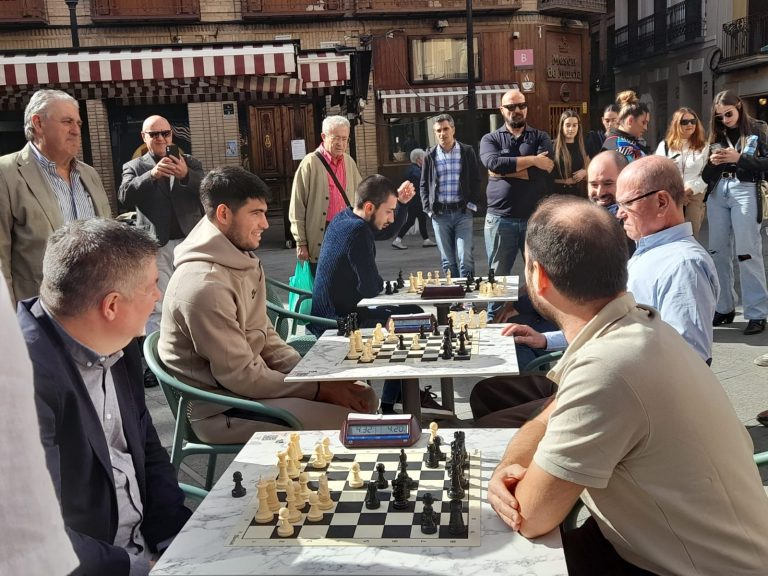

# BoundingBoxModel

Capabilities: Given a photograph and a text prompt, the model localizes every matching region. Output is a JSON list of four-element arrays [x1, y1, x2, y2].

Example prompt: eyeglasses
[[144, 130, 172, 139], [714, 110, 736, 121], [501, 103, 528, 112], [679, 118, 697, 126], [616, 189, 662, 210]]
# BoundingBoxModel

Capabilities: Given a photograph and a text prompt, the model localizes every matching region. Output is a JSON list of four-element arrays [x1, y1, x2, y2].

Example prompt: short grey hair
[[322, 115, 350, 135], [433, 114, 455, 127], [24, 89, 78, 142], [410, 148, 425, 163], [40, 218, 159, 318]]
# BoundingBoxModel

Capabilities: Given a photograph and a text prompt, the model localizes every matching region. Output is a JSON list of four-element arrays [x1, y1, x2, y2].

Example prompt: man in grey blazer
[[118, 115, 204, 335], [0, 89, 112, 304]]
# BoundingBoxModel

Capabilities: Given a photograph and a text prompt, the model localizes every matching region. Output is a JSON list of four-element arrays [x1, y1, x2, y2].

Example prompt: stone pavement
[[144, 215, 768, 489]]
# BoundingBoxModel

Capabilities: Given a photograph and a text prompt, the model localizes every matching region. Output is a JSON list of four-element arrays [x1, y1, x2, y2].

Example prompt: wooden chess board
[[342, 331, 480, 365], [227, 448, 482, 547]]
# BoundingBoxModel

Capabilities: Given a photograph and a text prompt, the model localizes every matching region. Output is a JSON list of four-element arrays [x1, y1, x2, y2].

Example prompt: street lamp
[[64, 0, 80, 48]]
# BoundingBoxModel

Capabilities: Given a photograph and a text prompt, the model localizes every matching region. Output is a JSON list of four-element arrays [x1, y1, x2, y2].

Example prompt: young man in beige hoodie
[[159, 166, 377, 443]]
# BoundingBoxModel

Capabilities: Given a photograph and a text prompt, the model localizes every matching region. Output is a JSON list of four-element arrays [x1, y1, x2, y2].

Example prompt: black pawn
[[392, 283, 399, 293], [448, 317, 455, 339], [442, 335, 453, 360], [418, 324, 425, 339], [375, 462, 388, 489], [420, 493, 438, 534], [397, 270, 405, 289], [447, 460, 465, 500], [448, 499, 467, 536], [432, 321, 440, 337], [465, 272, 474, 288], [456, 332, 468, 356], [426, 441, 440, 469], [474, 277, 482, 291], [464, 277, 473, 293], [336, 317, 347, 336], [385, 281, 392, 295], [392, 477, 409, 509], [398, 334, 405, 351], [231, 471, 246, 498], [488, 268, 495, 284], [434, 435, 446, 461], [364, 481, 381, 510]]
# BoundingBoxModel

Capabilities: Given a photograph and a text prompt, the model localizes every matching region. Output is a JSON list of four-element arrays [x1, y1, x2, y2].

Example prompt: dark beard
[[508, 117, 526, 129]]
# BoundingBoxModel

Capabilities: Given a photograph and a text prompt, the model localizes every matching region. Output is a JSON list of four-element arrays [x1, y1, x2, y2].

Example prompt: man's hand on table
[[488, 463, 527, 531], [317, 381, 373, 413], [501, 323, 547, 349]]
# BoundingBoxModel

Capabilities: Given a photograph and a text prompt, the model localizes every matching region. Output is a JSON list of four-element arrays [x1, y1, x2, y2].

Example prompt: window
[[410, 37, 480, 83]]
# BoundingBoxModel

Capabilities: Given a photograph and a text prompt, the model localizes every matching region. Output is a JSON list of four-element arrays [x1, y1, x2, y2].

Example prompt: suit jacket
[[0, 143, 112, 303], [18, 298, 191, 576], [118, 152, 204, 246]]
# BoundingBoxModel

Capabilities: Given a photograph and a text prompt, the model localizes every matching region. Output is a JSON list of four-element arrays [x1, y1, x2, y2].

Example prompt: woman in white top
[[655, 107, 709, 238]]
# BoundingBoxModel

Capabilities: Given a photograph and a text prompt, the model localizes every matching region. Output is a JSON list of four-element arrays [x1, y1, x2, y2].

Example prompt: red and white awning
[[298, 52, 350, 90], [0, 44, 296, 87], [378, 84, 518, 115]]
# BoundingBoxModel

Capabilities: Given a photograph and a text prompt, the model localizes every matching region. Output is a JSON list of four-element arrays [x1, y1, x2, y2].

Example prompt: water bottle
[[744, 134, 758, 157]]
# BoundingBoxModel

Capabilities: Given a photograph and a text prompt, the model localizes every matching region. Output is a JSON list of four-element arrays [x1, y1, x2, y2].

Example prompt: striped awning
[[378, 84, 519, 115], [298, 52, 350, 90], [0, 43, 296, 87]]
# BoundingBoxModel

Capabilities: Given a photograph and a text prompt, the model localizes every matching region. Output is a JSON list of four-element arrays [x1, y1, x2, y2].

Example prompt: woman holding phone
[[702, 90, 768, 335], [655, 107, 709, 239]]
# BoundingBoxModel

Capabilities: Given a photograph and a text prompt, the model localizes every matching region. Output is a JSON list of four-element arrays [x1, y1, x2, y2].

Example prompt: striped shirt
[[30, 144, 96, 222], [435, 143, 462, 204]]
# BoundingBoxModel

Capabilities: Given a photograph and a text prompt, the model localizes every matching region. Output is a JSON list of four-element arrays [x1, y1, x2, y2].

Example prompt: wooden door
[[248, 104, 316, 247]]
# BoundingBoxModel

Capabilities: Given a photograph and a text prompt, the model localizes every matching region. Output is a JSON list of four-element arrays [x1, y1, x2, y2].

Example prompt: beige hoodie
[[159, 217, 315, 421]]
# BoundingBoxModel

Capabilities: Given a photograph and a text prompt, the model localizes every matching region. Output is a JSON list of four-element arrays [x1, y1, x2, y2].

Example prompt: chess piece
[[432, 321, 440, 337], [385, 280, 392, 295], [468, 308, 477, 329], [284, 480, 302, 523], [364, 482, 381, 510], [456, 332, 469, 357], [434, 436, 446, 461], [255, 478, 273, 523], [448, 499, 467, 536], [392, 477, 409, 510], [298, 472, 311, 504], [349, 462, 364, 488], [355, 329, 363, 353], [421, 493, 438, 534], [232, 471, 246, 498], [447, 460, 465, 500], [276, 507, 294, 537], [276, 452, 290, 489], [386, 319, 398, 343], [322, 437, 334, 461], [373, 322, 385, 343], [267, 479, 280, 512], [359, 340, 374, 363], [317, 474, 334, 510], [397, 270, 405, 289], [474, 276, 482, 291], [375, 462, 388, 489], [429, 421, 443, 446], [418, 324, 426, 339], [312, 444, 327, 468], [306, 492, 324, 522], [445, 270, 452, 284], [407, 274, 418, 293], [286, 448, 300, 479], [398, 334, 405, 351], [411, 334, 421, 350], [291, 432, 304, 461], [346, 336, 361, 360], [426, 271, 433, 285], [442, 334, 453, 360], [398, 448, 418, 490], [488, 267, 495, 285], [479, 310, 488, 328], [426, 441, 440, 469], [336, 316, 348, 336]]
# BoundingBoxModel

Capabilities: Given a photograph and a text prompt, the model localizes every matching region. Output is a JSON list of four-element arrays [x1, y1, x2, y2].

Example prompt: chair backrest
[[265, 282, 290, 339]]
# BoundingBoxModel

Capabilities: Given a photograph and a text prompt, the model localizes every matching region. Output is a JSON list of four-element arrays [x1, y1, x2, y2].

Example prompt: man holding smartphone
[[119, 116, 204, 385]]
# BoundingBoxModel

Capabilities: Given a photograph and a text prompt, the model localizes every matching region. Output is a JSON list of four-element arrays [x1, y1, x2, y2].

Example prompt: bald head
[[500, 89, 527, 130], [615, 155, 685, 241], [141, 115, 173, 157], [587, 151, 628, 208]]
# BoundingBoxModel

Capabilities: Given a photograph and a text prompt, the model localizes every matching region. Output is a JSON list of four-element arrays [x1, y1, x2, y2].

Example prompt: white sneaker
[[422, 239, 437, 247], [392, 238, 408, 250], [755, 353, 768, 367]]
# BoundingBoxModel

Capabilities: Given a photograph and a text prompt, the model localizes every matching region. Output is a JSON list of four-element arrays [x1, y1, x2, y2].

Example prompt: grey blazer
[[0, 143, 112, 303]]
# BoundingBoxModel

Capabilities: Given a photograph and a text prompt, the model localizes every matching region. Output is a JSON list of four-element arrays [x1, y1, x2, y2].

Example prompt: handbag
[[288, 261, 314, 320]]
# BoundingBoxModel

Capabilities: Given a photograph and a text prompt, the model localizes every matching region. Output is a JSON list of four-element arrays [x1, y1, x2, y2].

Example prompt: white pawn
[[407, 274, 417, 293], [322, 437, 334, 461], [284, 480, 302, 523], [346, 336, 361, 360], [429, 421, 439, 444], [479, 310, 488, 328], [255, 478, 274, 523], [298, 472, 311, 504], [277, 507, 294, 537], [386, 319, 398, 343], [291, 432, 304, 461], [286, 448, 300, 479], [411, 334, 421, 351], [445, 270, 452, 284], [317, 473, 334, 510], [468, 308, 477, 329], [312, 443, 327, 468], [276, 451, 290, 489], [373, 323, 384, 343], [359, 340, 374, 363], [349, 462, 364, 488], [267, 479, 280, 512], [355, 329, 364, 353], [306, 493, 324, 522]]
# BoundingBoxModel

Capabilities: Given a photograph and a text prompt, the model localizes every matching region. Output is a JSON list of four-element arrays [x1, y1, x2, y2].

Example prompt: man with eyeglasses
[[0, 89, 111, 304], [118, 115, 204, 341], [480, 89, 554, 316]]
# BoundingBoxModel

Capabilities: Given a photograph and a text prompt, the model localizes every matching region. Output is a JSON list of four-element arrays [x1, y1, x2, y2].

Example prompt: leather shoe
[[743, 319, 766, 335], [712, 310, 735, 326]]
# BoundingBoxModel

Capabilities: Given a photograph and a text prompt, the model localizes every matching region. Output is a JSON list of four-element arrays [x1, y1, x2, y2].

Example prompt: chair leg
[[170, 402, 187, 472], [205, 453, 219, 490]]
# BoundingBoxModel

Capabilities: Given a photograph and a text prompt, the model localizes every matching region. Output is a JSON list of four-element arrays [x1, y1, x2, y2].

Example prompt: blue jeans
[[430, 210, 475, 278], [484, 214, 527, 316], [707, 178, 768, 320]]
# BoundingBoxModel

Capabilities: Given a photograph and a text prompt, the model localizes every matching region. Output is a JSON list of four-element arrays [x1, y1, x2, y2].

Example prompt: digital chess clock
[[340, 413, 421, 448]]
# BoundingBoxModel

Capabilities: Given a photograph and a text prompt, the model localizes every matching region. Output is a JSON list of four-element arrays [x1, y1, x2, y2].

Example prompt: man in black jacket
[[18, 218, 191, 576], [420, 114, 482, 278]]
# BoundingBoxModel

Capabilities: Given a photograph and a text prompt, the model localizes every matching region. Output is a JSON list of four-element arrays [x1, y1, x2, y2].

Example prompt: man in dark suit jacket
[[118, 115, 204, 335], [18, 218, 191, 576]]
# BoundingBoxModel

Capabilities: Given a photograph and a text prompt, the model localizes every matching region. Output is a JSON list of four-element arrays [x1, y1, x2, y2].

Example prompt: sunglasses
[[679, 118, 697, 126], [145, 130, 172, 138], [714, 110, 736, 121], [502, 103, 528, 112]]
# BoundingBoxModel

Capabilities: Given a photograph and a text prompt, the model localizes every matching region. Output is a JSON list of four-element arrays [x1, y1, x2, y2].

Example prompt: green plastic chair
[[143, 331, 303, 490], [179, 482, 209, 503], [522, 350, 564, 374]]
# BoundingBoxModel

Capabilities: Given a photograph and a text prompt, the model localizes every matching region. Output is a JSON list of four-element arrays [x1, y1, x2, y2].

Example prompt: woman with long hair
[[602, 90, 650, 163], [585, 103, 619, 158], [701, 90, 768, 335], [552, 110, 589, 196], [655, 107, 709, 239]]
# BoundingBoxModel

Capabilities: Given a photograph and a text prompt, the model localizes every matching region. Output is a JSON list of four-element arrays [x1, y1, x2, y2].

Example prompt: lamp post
[[64, 0, 80, 48], [466, 0, 477, 149]]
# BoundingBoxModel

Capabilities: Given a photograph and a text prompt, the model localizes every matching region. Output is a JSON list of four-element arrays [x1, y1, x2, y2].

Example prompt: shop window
[[410, 37, 480, 83]]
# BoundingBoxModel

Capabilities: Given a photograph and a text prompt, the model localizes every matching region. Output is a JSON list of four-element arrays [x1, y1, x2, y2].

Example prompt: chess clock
[[340, 413, 421, 448]]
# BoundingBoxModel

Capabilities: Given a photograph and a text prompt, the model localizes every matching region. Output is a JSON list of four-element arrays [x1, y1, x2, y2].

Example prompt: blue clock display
[[340, 414, 421, 447], [347, 423, 410, 437]]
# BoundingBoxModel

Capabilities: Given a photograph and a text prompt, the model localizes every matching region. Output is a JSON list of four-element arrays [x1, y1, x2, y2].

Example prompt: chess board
[[342, 332, 480, 365], [227, 448, 482, 547]]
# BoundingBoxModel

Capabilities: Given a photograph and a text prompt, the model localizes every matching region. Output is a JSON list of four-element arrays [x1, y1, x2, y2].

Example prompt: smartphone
[[709, 143, 722, 154], [166, 144, 180, 159]]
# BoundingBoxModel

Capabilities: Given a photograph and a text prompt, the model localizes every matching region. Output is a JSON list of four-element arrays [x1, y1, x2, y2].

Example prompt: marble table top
[[358, 275, 520, 307], [284, 325, 519, 382], [151, 429, 567, 576]]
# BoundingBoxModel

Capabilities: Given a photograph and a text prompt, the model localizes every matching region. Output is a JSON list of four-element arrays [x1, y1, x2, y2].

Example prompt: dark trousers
[[562, 517, 659, 576], [470, 375, 557, 427], [396, 197, 429, 240]]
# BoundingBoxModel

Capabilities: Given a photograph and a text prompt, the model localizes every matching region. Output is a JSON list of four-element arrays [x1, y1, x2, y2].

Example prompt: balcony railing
[[0, 0, 47, 25], [590, 61, 614, 94], [666, 0, 704, 45], [242, 0, 344, 20], [354, 0, 521, 16], [90, 0, 200, 22], [538, 0, 606, 17], [722, 12, 768, 64]]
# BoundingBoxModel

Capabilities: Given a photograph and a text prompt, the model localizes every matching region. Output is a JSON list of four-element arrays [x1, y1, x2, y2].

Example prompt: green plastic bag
[[288, 261, 314, 321]]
